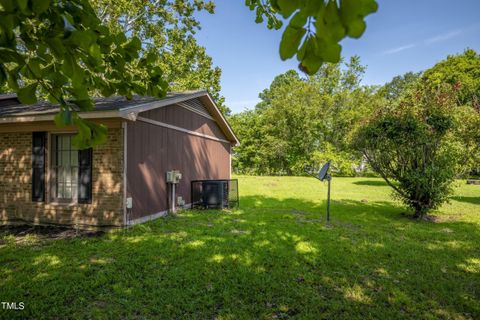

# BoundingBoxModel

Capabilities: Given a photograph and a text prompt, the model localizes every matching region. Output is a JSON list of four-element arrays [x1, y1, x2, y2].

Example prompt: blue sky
[[194, 1, 480, 113]]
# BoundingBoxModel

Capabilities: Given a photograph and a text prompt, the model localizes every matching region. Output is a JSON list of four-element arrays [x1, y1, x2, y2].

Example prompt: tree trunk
[[413, 210, 422, 220], [413, 206, 426, 220]]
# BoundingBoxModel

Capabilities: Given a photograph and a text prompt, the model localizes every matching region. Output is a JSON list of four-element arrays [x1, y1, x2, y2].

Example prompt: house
[[0, 91, 239, 228]]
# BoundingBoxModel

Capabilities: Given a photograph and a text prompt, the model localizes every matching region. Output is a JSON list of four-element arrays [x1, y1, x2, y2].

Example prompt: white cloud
[[425, 30, 463, 44], [382, 29, 466, 56], [383, 43, 416, 55]]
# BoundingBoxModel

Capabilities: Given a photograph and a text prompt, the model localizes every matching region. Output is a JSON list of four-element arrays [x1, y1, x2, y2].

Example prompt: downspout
[[229, 144, 232, 179], [172, 183, 176, 213], [122, 121, 128, 227]]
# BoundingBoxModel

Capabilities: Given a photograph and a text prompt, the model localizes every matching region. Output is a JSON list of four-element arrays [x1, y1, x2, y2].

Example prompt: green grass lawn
[[1, 176, 479, 319]]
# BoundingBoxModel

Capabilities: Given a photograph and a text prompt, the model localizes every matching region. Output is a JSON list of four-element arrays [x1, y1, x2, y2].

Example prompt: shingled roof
[[0, 91, 239, 145], [0, 92, 202, 117]]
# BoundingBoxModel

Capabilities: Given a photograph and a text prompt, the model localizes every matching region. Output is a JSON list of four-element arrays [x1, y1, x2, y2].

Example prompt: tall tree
[[1, 0, 378, 147], [0, 0, 166, 147], [423, 49, 480, 107], [381, 50, 480, 176], [229, 109, 264, 174], [354, 85, 463, 219], [231, 57, 376, 175], [256, 70, 304, 111], [91, 0, 228, 114], [378, 71, 422, 101], [422, 49, 480, 176]]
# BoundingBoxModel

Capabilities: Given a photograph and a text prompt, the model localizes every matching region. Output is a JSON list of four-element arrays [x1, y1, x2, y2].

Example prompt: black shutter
[[32, 132, 46, 202], [78, 148, 93, 204]]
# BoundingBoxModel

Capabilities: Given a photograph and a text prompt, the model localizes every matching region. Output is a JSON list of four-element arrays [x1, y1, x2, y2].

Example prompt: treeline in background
[[229, 49, 480, 178]]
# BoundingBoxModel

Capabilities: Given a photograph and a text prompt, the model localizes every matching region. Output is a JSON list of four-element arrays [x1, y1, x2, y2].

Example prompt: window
[[51, 135, 78, 202], [32, 132, 46, 202]]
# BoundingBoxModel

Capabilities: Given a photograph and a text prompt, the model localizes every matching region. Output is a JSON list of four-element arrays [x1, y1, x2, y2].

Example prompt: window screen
[[51, 135, 78, 201]]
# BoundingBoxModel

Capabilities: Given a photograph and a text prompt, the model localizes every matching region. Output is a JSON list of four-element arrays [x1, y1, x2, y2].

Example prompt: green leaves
[[89, 43, 101, 61], [122, 36, 141, 61], [0, 47, 22, 63], [45, 37, 66, 59], [0, 64, 6, 86], [32, 0, 50, 15], [298, 37, 322, 74], [248, 0, 378, 75], [0, 0, 169, 148], [316, 0, 345, 43], [54, 109, 107, 148], [339, 0, 378, 38], [274, 0, 301, 18], [54, 108, 72, 127], [61, 54, 75, 77], [71, 119, 107, 149], [280, 25, 306, 60], [67, 30, 95, 50], [0, 0, 15, 12], [232, 58, 369, 175], [16, 0, 29, 14], [72, 99, 94, 111], [246, 0, 283, 29], [17, 82, 38, 104], [353, 85, 461, 218]]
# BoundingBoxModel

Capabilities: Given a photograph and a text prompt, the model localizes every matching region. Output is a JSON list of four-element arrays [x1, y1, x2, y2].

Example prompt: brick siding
[[0, 128, 124, 228]]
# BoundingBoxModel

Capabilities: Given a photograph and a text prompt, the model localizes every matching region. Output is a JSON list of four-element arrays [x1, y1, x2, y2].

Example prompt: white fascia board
[[0, 110, 121, 124]]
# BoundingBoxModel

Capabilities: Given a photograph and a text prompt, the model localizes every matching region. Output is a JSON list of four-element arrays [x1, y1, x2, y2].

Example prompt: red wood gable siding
[[126, 102, 231, 221], [141, 103, 227, 140]]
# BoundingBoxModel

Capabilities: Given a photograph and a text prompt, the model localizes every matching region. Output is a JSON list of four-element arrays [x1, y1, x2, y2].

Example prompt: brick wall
[[0, 128, 124, 228]]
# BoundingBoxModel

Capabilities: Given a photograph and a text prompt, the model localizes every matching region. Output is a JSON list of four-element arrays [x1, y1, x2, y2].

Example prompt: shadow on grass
[[1, 196, 479, 319], [352, 180, 389, 187], [451, 196, 480, 205], [0, 225, 103, 241]]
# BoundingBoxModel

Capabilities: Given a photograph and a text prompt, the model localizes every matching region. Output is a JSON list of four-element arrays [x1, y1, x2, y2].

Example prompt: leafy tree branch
[[247, 0, 378, 74]]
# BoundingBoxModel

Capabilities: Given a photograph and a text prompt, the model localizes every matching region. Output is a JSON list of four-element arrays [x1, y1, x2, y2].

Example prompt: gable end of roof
[[0, 91, 239, 145]]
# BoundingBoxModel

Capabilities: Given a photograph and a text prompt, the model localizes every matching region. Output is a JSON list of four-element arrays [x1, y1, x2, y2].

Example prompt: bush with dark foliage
[[354, 86, 463, 219]]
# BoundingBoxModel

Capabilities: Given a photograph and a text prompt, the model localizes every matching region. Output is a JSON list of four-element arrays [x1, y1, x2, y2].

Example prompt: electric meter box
[[166, 170, 182, 183]]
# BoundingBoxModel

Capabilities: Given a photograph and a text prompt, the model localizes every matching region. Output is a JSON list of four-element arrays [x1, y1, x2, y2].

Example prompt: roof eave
[[0, 110, 122, 124], [118, 91, 239, 145], [0, 90, 240, 145]]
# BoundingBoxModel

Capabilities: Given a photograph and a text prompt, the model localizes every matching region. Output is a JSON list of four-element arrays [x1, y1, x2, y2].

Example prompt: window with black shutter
[[78, 148, 93, 204], [32, 132, 46, 202]]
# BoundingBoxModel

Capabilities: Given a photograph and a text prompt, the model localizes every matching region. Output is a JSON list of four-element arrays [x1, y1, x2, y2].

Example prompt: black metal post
[[326, 174, 331, 223]]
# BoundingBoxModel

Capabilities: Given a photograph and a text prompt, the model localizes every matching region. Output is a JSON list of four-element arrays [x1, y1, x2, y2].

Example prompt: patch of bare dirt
[[291, 209, 306, 216], [264, 182, 278, 187], [422, 215, 440, 222], [399, 212, 447, 223], [230, 228, 249, 235], [0, 225, 104, 245]]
